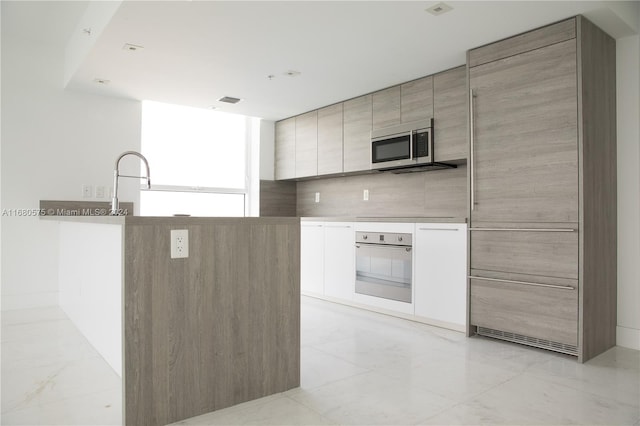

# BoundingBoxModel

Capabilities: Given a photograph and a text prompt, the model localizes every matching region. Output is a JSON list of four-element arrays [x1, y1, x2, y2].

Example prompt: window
[[140, 101, 259, 217]]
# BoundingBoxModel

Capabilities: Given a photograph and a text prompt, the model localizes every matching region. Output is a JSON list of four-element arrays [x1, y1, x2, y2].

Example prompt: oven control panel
[[356, 231, 412, 247]]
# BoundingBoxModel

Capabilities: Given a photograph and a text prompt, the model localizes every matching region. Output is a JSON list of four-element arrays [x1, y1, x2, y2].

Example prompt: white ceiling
[[4, 1, 639, 121]]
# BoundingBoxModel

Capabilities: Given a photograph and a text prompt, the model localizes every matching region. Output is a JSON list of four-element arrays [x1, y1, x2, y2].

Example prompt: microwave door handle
[[410, 131, 415, 160]]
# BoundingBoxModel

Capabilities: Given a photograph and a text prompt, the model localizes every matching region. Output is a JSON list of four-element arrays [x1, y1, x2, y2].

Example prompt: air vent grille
[[217, 96, 242, 104], [477, 327, 578, 356]]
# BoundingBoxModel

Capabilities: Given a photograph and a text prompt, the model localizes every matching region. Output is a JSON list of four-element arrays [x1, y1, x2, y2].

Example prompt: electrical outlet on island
[[170, 229, 189, 259]]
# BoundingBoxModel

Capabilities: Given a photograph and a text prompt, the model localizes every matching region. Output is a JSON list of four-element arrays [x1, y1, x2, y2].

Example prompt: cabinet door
[[275, 118, 295, 180], [317, 103, 343, 175], [323, 223, 355, 300], [401, 76, 433, 123], [470, 277, 578, 347], [343, 94, 372, 173], [295, 111, 318, 178], [414, 224, 467, 327], [372, 86, 401, 130], [468, 18, 575, 68], [470, 229, 578, 280], [300, 223, 324, 295], [433, 66, 467, 161], [469, 39, 578, 223]]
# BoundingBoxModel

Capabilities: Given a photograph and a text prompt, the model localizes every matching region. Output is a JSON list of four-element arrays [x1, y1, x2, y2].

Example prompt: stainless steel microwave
[[370, 118, 433, 170]]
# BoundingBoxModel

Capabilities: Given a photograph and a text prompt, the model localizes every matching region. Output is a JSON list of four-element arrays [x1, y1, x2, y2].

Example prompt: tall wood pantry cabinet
[[467, 16, 616, 362]]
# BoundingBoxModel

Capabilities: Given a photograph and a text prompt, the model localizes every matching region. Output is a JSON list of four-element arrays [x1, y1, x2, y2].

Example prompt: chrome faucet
[[111, 151, 151, 215]]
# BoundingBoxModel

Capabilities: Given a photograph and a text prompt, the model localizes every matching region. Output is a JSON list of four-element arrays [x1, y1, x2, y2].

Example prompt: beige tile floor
[[2, 296, 639, 425]]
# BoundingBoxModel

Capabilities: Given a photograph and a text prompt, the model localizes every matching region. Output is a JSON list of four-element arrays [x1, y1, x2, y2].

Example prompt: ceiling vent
[[425, 2, 453, 16], [217, 96, 242, 104], [123, 43, 144, 52]]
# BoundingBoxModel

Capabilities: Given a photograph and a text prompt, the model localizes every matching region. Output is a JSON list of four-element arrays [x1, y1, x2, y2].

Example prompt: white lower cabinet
[[300, 222, 325, 295], [414, 223, 467, 330], [301, 220, 467, 333], [323, 223, 355, 300], [301, 221, 354, 298]]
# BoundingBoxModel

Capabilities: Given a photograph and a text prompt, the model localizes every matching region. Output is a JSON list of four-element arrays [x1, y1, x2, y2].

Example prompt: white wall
[[1, 35, 142, 310], [616, 33, 640, 350]]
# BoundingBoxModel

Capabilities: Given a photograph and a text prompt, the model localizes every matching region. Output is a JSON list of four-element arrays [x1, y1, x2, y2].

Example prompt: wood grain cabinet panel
[[295, 111, 318, 178], [124, 218, 300, 425], [468, 16, 617, 362], [470, 39, 579, 223], [470, 229, 578, 279], [343, 94, 372, 173], [433, 66, 467, 161], [274, 118, 295, 180], [401, 76, 433, 123], [470, 278, 578, 347], [372, 86, 401, 130], [468, 18, 576, 67], [317, 103, 343, 175]]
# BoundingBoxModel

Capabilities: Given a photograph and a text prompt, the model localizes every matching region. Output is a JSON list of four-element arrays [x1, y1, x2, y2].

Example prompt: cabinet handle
[[418, 228, 458, 231], [469, 275, 575, 290], [325, 225, 352, 228], [469, 228, 576, 232], [469, 88, 476, 211]]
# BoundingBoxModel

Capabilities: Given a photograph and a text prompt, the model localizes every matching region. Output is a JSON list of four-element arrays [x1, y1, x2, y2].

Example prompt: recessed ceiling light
[[284, 70, 301, 77], [425, 2, 453, 16], [123, 43, 144, 52], [93, 78, 110, 85], [217, 96, 242, 104]]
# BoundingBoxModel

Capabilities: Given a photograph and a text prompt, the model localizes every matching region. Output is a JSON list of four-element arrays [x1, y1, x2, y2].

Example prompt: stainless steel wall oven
[[355, 231, 412, 303]]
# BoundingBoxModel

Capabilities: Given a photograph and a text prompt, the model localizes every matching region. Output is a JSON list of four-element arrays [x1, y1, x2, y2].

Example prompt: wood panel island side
[[43, 214, 301, 426]]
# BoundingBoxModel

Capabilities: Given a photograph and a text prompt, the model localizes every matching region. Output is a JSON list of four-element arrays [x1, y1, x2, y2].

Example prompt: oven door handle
[[355, 244, 412, 251]]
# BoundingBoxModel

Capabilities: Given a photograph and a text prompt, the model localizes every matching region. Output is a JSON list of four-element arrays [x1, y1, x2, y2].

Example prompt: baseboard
[[302, 292, 466, 334], [1, 292, 58, 311], [617, 325, 640, 350]]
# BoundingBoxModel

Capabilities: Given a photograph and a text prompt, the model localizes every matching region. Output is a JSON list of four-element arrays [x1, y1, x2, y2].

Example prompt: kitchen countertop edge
[[41, 215, 300, 226], [301, 217, 467, 223]]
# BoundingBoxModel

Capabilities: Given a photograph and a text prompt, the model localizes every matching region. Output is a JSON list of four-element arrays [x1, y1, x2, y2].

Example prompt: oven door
[[355, 243, 412, 303]]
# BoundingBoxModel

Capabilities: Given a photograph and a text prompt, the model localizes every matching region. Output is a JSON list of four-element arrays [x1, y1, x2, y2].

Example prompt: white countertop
[[301, 216, 467, 223]]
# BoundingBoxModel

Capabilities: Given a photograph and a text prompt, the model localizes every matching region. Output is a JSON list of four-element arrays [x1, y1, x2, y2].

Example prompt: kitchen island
[[43, 213, 300, 426]]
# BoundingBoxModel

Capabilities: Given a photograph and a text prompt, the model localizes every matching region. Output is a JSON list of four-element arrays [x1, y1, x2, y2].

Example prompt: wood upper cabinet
[[469, 38, 579, 223], [274, 118, 295, 180], [401, 76, 433, 123], [468, 18, 576, 67], [372, 86, 401, 130], [372, 77, 436, 130], [343, 94, 372, 173], [433, 66, 467, 162], [317, 103, 343, 175], [295, 111, 318, 178]]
